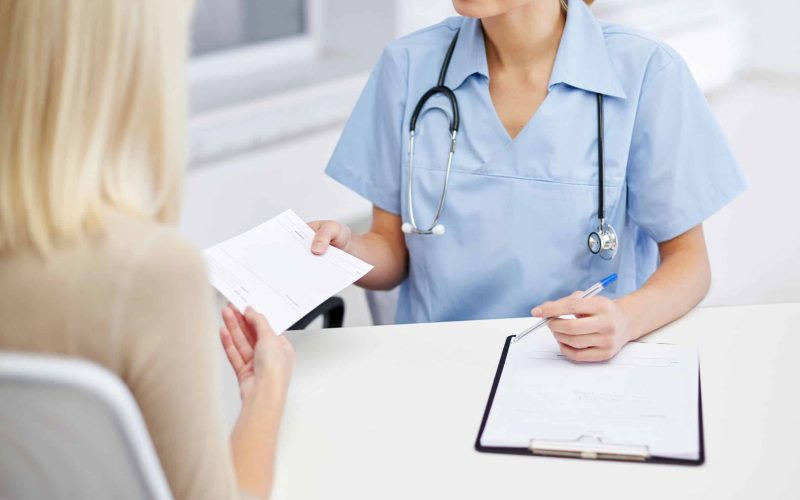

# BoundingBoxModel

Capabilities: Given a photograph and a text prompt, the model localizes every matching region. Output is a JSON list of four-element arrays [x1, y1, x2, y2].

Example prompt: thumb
[[310, 221, 338, 255], [244, 307, 277, 339]]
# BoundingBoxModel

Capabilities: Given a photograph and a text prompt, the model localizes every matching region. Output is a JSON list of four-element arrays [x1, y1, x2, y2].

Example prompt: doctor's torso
[[325, 4, 746, 324]]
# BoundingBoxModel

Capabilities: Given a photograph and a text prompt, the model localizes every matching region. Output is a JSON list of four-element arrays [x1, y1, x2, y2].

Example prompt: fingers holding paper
[[308, 220, 352, 255], [532, 292, 633, 362]]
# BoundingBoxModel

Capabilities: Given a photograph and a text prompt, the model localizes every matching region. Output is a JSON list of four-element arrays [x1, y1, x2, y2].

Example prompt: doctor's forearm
[[616, 225, 711, 341], [348, 231, 408, 290], [344, 205, 408, 290]]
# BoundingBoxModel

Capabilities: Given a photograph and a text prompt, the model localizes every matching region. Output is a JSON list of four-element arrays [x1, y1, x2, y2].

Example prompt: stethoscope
[[400, 29, 619, 260]]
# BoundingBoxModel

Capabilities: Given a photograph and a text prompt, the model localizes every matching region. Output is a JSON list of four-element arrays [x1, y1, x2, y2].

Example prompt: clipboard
[[474, 335, 705, 466]]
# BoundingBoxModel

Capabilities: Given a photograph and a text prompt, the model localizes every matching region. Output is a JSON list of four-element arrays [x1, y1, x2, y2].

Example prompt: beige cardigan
[[0, 211, 255, 499]]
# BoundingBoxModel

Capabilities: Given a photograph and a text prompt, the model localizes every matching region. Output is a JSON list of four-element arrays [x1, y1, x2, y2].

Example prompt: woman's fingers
[[228, 303, 256, 347], [244, 306, 277, 340], [220, 327, 244, 372], [222, 306, 254, 359], [553, 332, 604, 349], [557, 341, 613, 362], [533, 294, 611, 318], [548, 315, 604, 335], [309, 220, 351, 255], [309, 221, 337, 255]]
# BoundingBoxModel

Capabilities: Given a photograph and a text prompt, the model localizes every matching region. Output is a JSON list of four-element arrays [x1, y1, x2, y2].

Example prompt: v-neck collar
[[443, 1, 627, 99]]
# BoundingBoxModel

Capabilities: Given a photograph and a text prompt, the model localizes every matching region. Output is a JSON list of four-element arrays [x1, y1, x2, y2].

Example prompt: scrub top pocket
[[401, 164, 625, 324]]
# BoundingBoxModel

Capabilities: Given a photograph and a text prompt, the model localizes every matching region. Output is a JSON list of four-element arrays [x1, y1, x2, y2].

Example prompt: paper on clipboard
[[480, 333, 700, 460], [203, 210, 373, 333]]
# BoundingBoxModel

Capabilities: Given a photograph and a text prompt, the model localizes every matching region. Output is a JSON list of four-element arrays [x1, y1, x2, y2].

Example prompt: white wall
[[736, 0, 800, 78], [702, 80, 800, 306], [181, 128, 368, 249], [395, 0, 456, 35]]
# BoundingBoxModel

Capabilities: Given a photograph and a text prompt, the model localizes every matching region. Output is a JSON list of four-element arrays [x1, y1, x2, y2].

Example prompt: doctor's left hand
[[532, 292, 633, 362]]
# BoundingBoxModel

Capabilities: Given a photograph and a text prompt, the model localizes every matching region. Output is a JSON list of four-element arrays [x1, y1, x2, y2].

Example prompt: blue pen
[[512, 273, 618, 344]]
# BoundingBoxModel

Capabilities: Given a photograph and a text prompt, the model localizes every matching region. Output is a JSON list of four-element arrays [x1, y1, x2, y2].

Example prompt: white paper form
[[480, 334, 700, 460], [203, 210, 373, 333]]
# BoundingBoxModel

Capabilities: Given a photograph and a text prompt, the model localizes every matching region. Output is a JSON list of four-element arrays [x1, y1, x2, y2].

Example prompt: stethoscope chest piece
[[588, 221, 618, 261]]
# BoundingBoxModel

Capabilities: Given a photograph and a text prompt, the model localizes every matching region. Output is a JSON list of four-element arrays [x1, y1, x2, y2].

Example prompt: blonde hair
[[0, 1, 193, 254]]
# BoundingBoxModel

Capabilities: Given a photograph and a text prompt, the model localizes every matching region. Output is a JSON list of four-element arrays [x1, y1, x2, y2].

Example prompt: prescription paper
[[481, 334, 700, 460], [204, 210, 373, 333]]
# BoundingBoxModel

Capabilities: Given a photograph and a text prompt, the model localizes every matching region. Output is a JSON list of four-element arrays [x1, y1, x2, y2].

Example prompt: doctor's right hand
[[308, 220, 352, 255]]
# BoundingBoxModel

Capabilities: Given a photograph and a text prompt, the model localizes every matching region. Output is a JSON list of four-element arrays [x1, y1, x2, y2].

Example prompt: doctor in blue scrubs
[[309, 0, 747, 361]]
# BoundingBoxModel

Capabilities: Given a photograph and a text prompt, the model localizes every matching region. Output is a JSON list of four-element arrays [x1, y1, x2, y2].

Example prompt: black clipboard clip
[[529, 435, 650, 462]]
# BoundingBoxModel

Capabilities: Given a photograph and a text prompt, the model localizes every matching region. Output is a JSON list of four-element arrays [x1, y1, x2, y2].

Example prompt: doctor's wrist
[[615, 295, 647, 343]]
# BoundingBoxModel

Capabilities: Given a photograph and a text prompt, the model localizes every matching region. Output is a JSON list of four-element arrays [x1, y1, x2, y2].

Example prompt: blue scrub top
[[325, 0, 747, 324]]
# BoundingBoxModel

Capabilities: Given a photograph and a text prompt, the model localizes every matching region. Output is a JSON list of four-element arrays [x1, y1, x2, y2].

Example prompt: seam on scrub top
[[327, 163, 401, 214], [602, 30, 678, 67], [394, 18, 459, 42], [410, 164, 623, 188]]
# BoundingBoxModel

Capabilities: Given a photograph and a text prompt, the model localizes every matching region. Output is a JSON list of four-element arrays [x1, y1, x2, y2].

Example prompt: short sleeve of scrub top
[[625, 47, 748, 243], [325, 47, 407, 215]]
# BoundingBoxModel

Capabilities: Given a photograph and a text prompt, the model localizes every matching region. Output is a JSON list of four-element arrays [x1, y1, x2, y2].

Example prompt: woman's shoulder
[[390, 16, 461, 48], [102, 211, 207, 288], [600, 22, 684, 78], [0, 211, 211, 364], [103, 212, 216, 357], [0, 210, 206, 295], [92, 212, 208, 306], [378, 16, 463, 68]]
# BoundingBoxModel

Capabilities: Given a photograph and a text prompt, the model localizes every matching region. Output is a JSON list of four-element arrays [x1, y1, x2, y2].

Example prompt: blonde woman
[[0, 2, 290, 499]]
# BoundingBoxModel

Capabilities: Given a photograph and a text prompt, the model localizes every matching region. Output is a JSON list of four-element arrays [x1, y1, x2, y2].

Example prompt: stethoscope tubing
[[405, 129, 457, 235], [403, 27, 617, 259]]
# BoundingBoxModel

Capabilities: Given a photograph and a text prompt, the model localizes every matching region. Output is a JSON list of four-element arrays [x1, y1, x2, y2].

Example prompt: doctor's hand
[[532, 292, 633, 362], [220, 304, 294, 402], [308, 220, 352, 255]]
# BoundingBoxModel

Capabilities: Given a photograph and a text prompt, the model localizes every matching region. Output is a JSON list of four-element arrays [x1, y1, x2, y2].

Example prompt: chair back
[[365, 288, 399, 326], [0, 353, 172, 500]]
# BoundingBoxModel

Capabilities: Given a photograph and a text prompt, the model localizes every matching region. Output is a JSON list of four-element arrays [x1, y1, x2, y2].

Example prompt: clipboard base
[[529, 436, 650, 462]]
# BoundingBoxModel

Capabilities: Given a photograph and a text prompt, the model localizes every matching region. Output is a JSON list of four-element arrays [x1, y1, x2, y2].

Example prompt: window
[[191, 0, 307, 56], [189, 0, 316, 95], [186, 0, 399, 165]]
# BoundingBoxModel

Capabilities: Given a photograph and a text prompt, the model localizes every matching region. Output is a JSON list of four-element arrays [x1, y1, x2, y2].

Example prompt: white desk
[[274, 303, 800, 499]]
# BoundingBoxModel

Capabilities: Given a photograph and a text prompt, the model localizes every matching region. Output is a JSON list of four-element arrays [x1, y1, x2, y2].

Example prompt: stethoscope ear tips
[[432, 224, 445, 236], [401, 223, 413, 234]]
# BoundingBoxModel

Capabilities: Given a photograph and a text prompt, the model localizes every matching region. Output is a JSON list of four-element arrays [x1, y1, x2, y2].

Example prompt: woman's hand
[[222, 306, 293, 498], [308, 220, 353, 255], [219, 304, 294, 401], [532, 292, 633, 362]]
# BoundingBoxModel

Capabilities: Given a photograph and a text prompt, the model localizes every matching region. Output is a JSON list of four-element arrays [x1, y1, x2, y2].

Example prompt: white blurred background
[[180, 0, 800, 328]]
